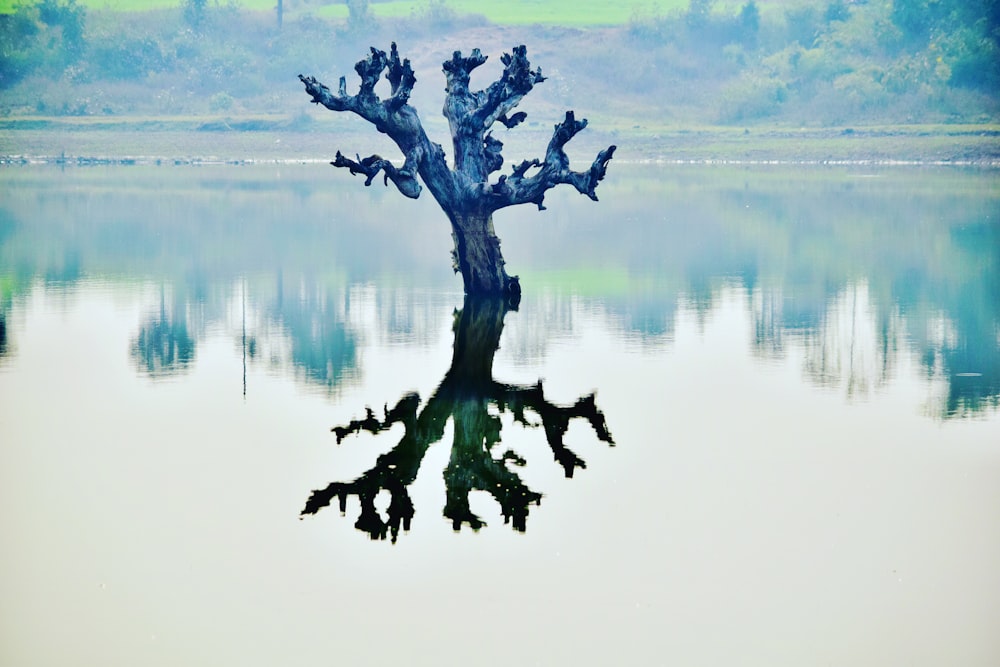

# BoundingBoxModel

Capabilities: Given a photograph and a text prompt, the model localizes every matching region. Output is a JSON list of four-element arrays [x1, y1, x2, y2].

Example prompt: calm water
[[1, 163, 998, 666]]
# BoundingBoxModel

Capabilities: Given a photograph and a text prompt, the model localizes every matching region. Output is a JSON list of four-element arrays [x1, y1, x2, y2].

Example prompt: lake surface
[[1, 163, 998, 666]]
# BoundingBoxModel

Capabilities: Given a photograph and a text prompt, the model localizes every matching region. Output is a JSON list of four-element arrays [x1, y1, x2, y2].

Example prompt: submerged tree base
[[449, 213, 522, 300]]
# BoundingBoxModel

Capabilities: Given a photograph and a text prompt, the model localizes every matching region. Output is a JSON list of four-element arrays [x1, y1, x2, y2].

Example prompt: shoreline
[[3, 156, 997, 167], [2, 117, 999, 167]]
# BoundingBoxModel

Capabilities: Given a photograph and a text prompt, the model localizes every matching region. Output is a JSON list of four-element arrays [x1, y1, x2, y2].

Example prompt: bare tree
[[299, 43, 615, 298]]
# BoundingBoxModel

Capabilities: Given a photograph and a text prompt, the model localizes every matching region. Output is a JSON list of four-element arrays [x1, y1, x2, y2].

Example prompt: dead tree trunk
[[448, 212, 512, 298], [299, 44, 615, 298]]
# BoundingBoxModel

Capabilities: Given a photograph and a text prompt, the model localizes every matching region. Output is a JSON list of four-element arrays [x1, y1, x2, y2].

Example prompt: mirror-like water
[[1, 164, 998, 666]]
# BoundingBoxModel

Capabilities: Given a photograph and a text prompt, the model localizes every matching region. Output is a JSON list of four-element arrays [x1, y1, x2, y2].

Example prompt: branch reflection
[[0, 311, 8, 360], [301, 296, 615, 542]]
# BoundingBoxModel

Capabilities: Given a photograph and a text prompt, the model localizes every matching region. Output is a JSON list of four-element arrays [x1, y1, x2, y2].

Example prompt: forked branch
[[488, 111, 617, 211], [332, 148, 423, 199], [298, 42, 416, 126]]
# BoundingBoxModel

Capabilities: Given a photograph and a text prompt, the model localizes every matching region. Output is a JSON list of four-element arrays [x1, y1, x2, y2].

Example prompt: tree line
[[0, 0, 997, 123]]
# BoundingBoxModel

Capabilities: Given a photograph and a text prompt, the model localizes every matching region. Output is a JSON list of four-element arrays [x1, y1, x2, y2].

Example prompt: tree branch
[[331, 148, 423, 199], [300, 42, 416, 121], [301, 44, 460, 207], [487, 111, 617, 211], [442, 45, 547, 180], [384, 42, 417, 112], [476, 45, 546, 131], [497, 111, 527, 129]]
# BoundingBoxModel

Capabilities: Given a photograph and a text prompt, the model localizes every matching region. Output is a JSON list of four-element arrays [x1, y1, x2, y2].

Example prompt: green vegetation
[[0, 0, 678, 22], [327, 0, 680, 25], [0, 0, 997, 156]]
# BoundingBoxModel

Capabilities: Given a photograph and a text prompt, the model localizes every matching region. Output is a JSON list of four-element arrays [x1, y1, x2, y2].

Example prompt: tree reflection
[[0, 311, 8, 359], [266, 272, 356, 391], [301, 296, 615, 542], [130, 287, 196, 377]]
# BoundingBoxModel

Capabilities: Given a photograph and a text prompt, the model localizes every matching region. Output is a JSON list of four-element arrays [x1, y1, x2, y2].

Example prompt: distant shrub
[[627, 5, 672, 43], [784, 4, 822, 47], [87, 35, 166, 80], [717, 72, 786, 122], [832, 67, 890, 111], [345, 0, 375, 35], [738, 1, 760, 44], [209, 91, 233, 111], [184, 0, 206, 29], [0, 0, 996, 125], [824, 0, 850, 24], [938, 25, 1000, 91], [0, 0, 86, 86], [36, 0, 86, 57]]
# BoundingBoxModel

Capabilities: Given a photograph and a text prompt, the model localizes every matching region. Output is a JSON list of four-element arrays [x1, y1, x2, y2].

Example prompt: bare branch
[[442, 45, 544, 134], [385, 42, 416, 112], [487, 111, 616, 211], [497, 111, 527, 129], [354, 46, 388, 101], [484, 133, 503, 175], [299, 42, 415, 129], [331, 148, 423, 199], [476, 45, 546, 130], [442, 48, 488, 92], [298, 73, 351, 113]]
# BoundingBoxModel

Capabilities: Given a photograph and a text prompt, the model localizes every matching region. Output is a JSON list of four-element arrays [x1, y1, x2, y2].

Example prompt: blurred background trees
[[0, 0, 996, 123]]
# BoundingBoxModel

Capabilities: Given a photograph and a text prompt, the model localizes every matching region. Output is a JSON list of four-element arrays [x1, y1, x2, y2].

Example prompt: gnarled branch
[[477, 45, 546, 130], [486, 111, 617, 211], [497, 111, 527, 129], [331, 147, 423, 199], [300, 42, 415, 124]]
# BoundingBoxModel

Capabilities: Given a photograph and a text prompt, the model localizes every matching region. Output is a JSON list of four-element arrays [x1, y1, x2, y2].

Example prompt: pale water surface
[[1, 164, 998, 666]]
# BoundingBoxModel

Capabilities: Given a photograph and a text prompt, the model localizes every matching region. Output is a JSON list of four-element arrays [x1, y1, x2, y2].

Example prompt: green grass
[[0, 0, 842, 24], [0, 0, 684, 24], [321, 0, 680, 26]]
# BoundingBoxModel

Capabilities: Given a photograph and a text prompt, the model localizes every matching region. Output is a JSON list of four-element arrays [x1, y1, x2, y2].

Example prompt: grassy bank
[[2, 116, 997, 164], [0, 0, 683, 23]]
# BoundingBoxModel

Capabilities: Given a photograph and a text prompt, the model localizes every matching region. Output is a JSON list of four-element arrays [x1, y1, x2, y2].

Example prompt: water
[[1, 163, 998, 666]]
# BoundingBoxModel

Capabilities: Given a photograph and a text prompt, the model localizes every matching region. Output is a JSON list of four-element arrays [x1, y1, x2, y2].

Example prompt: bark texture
[[299, 43, 615, 297]]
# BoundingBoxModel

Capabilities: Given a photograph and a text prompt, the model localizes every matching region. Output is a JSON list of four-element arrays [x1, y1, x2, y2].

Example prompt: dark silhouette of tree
[[301, 296, 615, 542], [298, 43, 615, 298]]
